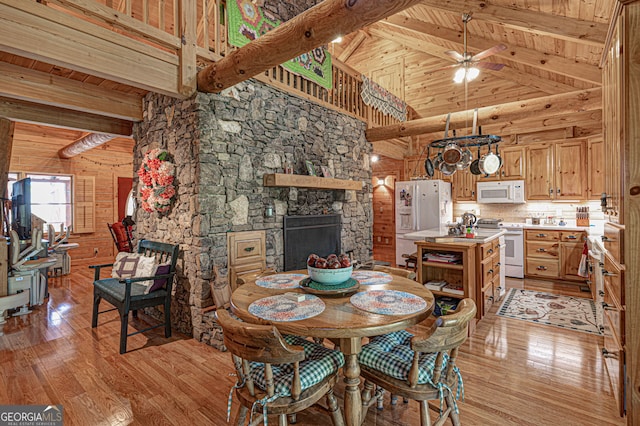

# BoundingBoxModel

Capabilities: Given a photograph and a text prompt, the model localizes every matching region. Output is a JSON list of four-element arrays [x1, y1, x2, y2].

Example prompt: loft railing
[[41, 0, 400, 128]]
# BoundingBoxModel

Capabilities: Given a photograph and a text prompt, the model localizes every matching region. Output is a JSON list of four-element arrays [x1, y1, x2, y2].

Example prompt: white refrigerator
[[395, 180, 452, 266]]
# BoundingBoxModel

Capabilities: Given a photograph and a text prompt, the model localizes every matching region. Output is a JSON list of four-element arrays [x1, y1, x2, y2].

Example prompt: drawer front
[[228, 231, 266, 264], [560, 231, 586, 243], [482, 283, 494, 317], [602, 315, 625, 417], [603, 252, 624, 306], [603, 222, 624, 264], [526, 241, 560, 259], [479, 242, 497, 260], [492, 255, 501, 277], [525, 230, 560, 241], [526, 258, 560, 278], [482, 261, 496, 286], [603, 287, 624, 346]]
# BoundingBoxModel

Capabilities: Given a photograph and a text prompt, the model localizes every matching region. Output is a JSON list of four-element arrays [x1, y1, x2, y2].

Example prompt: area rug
[[497, 289, 601, 335]]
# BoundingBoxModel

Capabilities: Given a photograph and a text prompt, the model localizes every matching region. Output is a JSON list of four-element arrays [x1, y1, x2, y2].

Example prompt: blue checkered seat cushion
[[249, 335, 345, 397]]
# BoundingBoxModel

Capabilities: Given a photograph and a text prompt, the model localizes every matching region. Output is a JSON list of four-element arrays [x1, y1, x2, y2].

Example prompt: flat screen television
[[11, 177, 31, 240]]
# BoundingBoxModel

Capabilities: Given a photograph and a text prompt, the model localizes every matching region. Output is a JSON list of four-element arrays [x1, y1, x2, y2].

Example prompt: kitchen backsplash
[[453, 201, 604, 224]]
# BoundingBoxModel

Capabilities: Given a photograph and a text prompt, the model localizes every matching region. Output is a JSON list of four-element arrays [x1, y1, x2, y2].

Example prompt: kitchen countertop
[[499, 219, 604, 236], [403, 228, 506, 244]]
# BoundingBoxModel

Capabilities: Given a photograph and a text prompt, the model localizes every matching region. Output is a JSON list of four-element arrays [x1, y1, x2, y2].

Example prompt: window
[[26, 173, 73, 230]]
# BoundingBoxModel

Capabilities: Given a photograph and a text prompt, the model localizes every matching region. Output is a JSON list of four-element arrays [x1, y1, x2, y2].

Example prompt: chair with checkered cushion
[[90, 239, 180, 354], [216, 309, 345, 426], [359, 298, 476, 426]]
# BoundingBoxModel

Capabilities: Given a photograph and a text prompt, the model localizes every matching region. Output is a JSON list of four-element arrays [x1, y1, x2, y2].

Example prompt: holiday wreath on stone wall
[[137, 149, 176, 214]]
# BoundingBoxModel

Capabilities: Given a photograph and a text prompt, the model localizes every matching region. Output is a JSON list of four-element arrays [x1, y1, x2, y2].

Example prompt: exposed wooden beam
[[197, 0, 426, 93], [366, 88, 602, 141], [0, 118, 14, 197], [58, 133, 116, 159], [413, 0, 607, 47], [380, 15, 602, 85], [0, 96, 133, 136], [368, 26, 578, 95], [0, 62, 142, 121], [0, 0, 182, 98], [338, 31, 368, 62]]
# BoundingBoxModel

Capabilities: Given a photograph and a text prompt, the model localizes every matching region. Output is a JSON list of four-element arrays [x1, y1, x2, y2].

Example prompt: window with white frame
[[26, 173, 73, 230]]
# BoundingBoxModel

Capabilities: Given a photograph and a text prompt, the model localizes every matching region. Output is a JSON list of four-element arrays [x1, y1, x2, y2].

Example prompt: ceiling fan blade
[[427, 63, 461, 73], [475, 61, 505, 71], [444, 50, 465, 61], [472, 44, 507, 61]]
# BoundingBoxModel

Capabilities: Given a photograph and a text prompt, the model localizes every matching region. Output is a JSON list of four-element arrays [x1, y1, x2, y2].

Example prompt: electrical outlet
[[93, 247, 99, 255]]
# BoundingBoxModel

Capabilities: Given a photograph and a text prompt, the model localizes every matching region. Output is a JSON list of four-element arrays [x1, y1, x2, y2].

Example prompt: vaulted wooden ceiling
[[0, 0, 615, 158]]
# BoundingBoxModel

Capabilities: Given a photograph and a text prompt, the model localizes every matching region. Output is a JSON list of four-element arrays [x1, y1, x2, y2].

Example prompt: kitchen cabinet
[[477, 239, 501, 317], [227, 230, 266, 292], [452, 169, 476, 201], [499, 145, 526, 180], [524, 229, 586, 281], [588, 138, 605, 200], [525, 141, 587, 201]]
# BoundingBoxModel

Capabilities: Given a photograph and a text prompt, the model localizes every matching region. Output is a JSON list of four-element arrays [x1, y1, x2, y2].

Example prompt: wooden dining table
[[230, 270, 435, 426]]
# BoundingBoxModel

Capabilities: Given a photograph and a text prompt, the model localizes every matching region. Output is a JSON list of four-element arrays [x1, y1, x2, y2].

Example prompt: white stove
[[498, 223, 525, 278]]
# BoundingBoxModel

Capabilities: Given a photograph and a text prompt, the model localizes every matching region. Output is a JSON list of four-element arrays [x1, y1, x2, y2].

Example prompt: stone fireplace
[[132, 78, 373, 348]]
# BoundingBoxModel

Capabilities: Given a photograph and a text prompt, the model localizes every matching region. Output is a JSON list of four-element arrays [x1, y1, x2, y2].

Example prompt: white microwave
[[477, 180, 525, 204]]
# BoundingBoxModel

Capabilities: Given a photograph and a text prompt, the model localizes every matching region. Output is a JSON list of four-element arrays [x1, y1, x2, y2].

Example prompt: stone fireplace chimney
[[131, 78, 373, 348]]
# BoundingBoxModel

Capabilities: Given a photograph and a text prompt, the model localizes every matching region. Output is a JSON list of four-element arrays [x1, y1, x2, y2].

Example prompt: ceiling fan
[[441, 13, 507, 83]]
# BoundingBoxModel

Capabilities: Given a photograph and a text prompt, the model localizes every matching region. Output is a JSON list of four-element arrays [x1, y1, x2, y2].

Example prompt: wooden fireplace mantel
[[263, 173, 362, 191]]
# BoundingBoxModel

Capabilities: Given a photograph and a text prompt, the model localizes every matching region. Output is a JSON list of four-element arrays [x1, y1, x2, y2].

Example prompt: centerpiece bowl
[[307, 265, 353, 285]]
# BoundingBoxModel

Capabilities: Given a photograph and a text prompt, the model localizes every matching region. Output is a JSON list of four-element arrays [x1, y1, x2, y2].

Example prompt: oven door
[[503, 230, 524, 278]]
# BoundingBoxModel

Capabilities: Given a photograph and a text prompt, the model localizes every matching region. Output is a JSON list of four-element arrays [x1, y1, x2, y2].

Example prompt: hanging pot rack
[[429, 133, 501, 149]]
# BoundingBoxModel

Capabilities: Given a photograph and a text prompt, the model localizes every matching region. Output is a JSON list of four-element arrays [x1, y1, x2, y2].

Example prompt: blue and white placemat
[[255, 273, 308, 289], [351, 270, 393, 285], [248, 294, 325, 322], [350, 290, 427, 315]]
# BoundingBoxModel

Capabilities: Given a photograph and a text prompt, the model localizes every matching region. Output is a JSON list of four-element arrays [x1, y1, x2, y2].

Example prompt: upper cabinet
[[499, 145, 526, 180], [588, 138, 605, 200], [526, 143, 554, 200], [525, 141, 587, 201]]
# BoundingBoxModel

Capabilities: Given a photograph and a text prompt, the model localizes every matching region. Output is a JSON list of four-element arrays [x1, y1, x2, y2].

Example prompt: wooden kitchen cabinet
[[499, 145, 526, 180], [525, 230, 586, 281], [525, 141, 587, 201], [227, 230, 266, 291], [452, 169, 476, 201], [588, 138, 605, 200], [477, 239, 501, 316]]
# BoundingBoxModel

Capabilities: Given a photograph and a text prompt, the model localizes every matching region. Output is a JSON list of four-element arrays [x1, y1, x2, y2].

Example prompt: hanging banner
[[361, 75, 407, 122], [228, 0, 333, 90]]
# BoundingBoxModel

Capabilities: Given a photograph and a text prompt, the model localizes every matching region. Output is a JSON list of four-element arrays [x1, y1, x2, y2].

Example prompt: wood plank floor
[[0, 266, 625, 425]]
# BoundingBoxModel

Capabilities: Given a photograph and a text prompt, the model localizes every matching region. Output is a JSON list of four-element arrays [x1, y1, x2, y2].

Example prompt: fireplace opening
[[283, 214, 341, 270]]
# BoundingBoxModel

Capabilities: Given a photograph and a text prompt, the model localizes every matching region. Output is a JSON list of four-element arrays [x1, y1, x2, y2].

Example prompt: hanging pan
[[424, 146, 434, 177], [470, 146, 482, 175], [479, 142, 501, 175]]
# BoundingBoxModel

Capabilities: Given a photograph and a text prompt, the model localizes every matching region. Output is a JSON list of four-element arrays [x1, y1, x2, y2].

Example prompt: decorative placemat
[[350, 290, 427, 316], [299, 277, 360, 296], [248, 294, 325, 322], [351, 271, 393, 285], [255, 273, 308, 289]]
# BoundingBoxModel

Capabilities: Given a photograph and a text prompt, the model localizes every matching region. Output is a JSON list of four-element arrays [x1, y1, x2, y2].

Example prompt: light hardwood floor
[[0, 266, 625, 425]]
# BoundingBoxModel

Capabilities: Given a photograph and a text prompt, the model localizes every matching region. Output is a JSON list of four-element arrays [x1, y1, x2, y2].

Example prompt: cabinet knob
[[488, 269, 494, 274], [602, 269, 617, 277], [536, 265, 548, 271], [549, 188, 553, 195], [602, 302, 616, 311], [488, 249, 493, 254], [599, 325, 605, 333], [488, 296, 494, 302], [567, 235, 577, 240], [557, 188, 560, 194], [536, 233, 546, 237], [602, 348, 617, 359], [599, 290, 605, 297], [601, 236, 609, 242], [536, 248, 546, 252]]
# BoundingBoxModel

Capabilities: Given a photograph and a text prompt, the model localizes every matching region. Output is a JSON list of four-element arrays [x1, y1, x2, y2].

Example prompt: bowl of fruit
[[307, 253, 353, 285]]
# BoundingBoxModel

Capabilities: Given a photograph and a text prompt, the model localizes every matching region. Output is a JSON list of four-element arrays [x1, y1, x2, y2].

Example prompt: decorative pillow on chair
[[111, 252, 157, 291], [147, 263, 172, 294]]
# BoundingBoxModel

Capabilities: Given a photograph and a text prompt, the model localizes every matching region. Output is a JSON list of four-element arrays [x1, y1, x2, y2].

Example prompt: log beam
[[365, 88, 602, 142], [197, 0, 424, 93], [58, 133, 116, 159]]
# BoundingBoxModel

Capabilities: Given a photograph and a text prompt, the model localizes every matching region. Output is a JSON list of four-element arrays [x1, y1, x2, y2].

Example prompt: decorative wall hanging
[[360, 75, 407, 122], [227, 0, 333, 89], [137, 149, 176, 214]]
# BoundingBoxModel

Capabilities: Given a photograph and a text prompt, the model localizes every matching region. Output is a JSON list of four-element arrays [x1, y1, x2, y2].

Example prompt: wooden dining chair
[[216, 309, 345, 426], [373, 264, 417, 281], [359, 298, 477, 426]]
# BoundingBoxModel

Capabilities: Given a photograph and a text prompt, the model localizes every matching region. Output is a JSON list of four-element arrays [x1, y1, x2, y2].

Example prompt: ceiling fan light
[[453, 68, 466, 83], [466, 67, 480, 81]]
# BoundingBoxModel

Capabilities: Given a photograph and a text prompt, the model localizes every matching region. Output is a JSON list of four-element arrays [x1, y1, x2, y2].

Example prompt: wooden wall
[[372, 156, 404, 265], [8, 122, 135, 264]]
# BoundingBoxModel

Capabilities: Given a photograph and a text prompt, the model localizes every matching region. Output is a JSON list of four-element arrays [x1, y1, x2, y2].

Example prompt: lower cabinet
[[524, 229, 586, 281]]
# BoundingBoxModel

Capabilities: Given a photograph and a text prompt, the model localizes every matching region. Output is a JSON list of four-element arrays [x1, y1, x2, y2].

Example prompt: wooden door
[[560, 242, 584, 280], [526, 144, 553, 200], [373, 174, 397, 264], [452, 170, 476, 201], [500, 145, 526, 180], [555, 141, 587, 200], [588, 138, 605, 200]]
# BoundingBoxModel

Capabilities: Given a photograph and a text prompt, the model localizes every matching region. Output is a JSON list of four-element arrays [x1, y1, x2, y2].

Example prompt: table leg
[[339, 338, 362, 426]]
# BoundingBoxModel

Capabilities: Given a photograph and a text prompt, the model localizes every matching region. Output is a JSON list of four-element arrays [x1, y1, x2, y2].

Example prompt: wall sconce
[[264, 200, 274, 218], [376, 178, 385, 187]]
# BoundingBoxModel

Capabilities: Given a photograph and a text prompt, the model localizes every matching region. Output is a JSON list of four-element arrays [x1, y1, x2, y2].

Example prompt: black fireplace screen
[[283, 214, 341, 271]]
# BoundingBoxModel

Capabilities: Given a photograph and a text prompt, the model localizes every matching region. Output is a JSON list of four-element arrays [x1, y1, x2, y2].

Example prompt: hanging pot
[[470, 146, 482, 175], [439, 160, 456, 176], [442, 142, 462, 165], [456, 148, 473, 170], [424, 146, 434, 177], [479, 143, 501, 175]]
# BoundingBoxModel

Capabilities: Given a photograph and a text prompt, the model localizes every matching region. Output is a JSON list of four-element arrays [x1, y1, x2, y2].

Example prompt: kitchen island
[[404, 228, 506, 329]]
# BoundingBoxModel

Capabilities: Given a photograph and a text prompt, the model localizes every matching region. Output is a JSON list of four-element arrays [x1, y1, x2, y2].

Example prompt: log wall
[[8, 122, 134, 264]]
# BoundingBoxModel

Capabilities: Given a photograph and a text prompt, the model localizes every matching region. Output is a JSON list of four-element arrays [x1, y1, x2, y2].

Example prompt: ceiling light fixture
[[453, 66, 479, 83], [331, 36, 343, 43], [371, 154, 379, 163]]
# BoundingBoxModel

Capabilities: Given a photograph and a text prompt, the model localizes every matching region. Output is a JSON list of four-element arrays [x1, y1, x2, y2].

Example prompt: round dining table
[[230, 270, 435, 426]]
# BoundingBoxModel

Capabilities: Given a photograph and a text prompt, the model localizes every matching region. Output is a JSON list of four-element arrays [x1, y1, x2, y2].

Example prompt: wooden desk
[[231, 271, 434, 426]]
